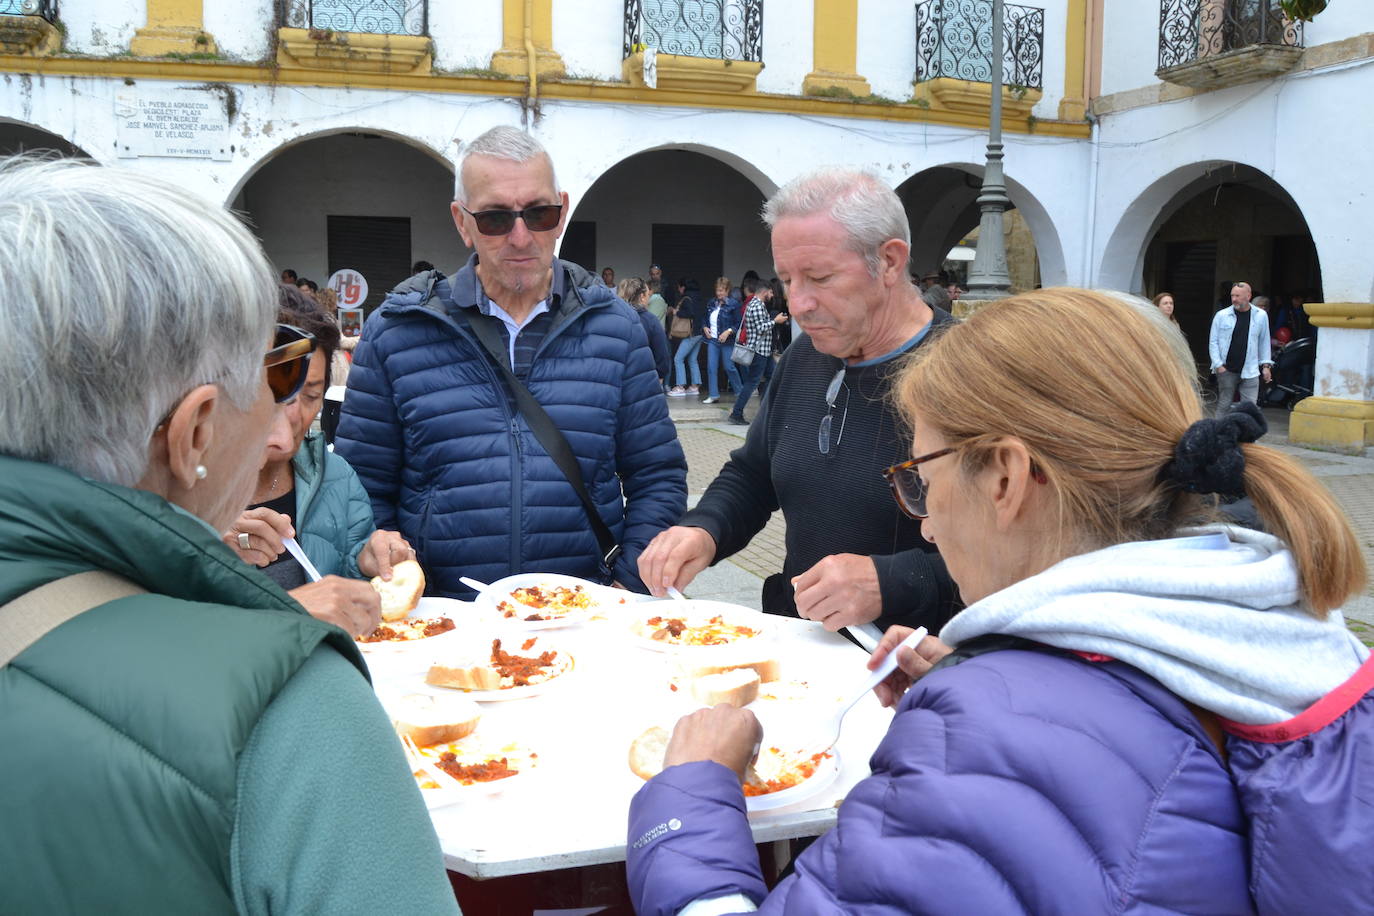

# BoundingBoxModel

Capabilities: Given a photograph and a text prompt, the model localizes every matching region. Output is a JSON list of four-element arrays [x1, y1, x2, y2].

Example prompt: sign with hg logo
[[327, 269, 369, 309]]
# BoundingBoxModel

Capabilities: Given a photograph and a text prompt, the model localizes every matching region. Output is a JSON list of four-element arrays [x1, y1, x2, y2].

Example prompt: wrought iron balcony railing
[[623, 0, 763, 62], [1158, 0, 1300, 70], [284, 0, 426, 36], [0, 0, 57, 19], [916, 0, 1044, 90]]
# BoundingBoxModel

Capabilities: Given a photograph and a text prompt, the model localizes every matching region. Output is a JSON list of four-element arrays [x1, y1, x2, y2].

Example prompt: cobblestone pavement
[[669, 395, 1374, 641]]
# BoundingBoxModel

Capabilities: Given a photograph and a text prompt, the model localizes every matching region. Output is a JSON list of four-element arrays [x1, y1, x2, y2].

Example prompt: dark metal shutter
[[327, 215, 411, 311], [652, 223, 724, 298], [560, 221, 597, 274]]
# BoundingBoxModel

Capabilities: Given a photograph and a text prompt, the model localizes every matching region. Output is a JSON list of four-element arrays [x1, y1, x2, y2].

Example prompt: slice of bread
[[677, 656, 781, 684], [628, 725, 670, 781], [391, 693, 481, 747], [372, 559, 426, 622], [690, 668, 761, 708], [426, 662, 503, 691]]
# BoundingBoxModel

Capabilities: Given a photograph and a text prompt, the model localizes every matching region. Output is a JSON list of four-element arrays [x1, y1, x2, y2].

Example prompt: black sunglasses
[[882, 448, 957, 520], [461, 204, 563, 236], [264, 324, 315, 403]]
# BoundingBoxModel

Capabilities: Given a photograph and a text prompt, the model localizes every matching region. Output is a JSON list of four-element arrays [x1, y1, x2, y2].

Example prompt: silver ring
[[237, 532, 251, 550]]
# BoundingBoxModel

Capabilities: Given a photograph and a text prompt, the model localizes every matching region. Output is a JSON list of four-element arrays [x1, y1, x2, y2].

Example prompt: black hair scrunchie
[[1163, 401, 1267, 497]]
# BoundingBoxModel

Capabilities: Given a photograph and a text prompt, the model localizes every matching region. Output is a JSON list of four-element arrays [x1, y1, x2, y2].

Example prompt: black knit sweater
[[681, 309, 961, 631]]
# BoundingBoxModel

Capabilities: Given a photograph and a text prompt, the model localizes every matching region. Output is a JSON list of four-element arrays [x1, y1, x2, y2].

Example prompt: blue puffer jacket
[[291, 431, 374, 578], [335, 257, 686, 597]]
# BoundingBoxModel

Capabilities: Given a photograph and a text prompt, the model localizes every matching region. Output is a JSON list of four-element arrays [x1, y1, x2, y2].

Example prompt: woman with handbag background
[[727, 277, 774, 425], [668, 277, 705, 396]]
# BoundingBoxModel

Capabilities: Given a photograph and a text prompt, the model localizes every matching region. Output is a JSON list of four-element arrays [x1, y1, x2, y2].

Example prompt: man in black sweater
[[639, 168, 960, 635]]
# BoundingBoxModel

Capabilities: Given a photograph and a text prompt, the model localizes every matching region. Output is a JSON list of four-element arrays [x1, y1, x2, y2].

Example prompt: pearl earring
[[194, 465, 208, 480]]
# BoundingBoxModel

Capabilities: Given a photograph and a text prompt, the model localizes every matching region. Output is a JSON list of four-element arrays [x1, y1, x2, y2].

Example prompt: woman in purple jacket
[[627, 288, 1372, 915]]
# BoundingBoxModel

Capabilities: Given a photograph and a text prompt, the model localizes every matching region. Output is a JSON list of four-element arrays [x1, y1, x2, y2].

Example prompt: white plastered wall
[[57, 0, 143, 55], [205, 0, 274, 61]]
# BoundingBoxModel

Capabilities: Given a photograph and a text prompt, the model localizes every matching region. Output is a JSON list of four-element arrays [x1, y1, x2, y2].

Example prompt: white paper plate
[[474, 573, 623, 629], [629, 600, 770, 652], [745, 749, 840, 812], [355, 597, 469, 654], [413, 642, 576, 702], [410, 738, 537, 806]]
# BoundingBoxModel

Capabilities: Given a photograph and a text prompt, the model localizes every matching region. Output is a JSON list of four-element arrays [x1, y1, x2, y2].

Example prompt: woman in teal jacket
[[226, 289, 414, 636]]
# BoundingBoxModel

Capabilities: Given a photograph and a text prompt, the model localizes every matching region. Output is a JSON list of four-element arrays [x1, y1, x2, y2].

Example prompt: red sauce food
[[357, 616, 456, 643], [741, 751, 830, 797], [490, 638, 559, 686], [435, 752, 518, 784]]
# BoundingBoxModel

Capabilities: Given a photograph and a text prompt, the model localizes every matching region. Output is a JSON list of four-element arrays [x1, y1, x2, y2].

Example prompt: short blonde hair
[[894, 288, 1364, 616]]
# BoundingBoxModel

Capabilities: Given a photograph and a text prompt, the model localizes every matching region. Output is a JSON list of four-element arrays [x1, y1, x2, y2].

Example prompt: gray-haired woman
[[0, 158, 458, 914]]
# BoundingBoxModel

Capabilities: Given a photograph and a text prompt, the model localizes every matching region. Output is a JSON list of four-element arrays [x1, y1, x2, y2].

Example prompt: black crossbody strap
[[457, 307, 621, 572]]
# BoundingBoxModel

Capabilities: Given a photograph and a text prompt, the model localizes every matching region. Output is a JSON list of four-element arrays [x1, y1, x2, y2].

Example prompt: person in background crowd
[[618, 276, 672, 385], [412, 259, 435, 273], [335, 126, 686, 595], [732, 269, 759, 306], [0, 156, 457, 913], [1252, 294, 1270, 313], [628, 287, 1371, 915], [1276, 292, 1314, 341], [651, 263, 675, 308], [701, 276, 743, 405], [601, 266, 616, 287], [280, 267, 298, 284], [726, 276, 774, 426], [645, 277, 669, 324], [946, 281, 962, 301], [1208, 281, 1272, 419], [668, 277, 705, 397], [759, 276, 791, 395], [226, 287, 414, 637], [1153, 291, 1179, 326], [296, 277, 318, 300], [922, 283, 952, 312], [640, 168, 959, 631], [920, 270, 942, 290], [317, 284, 339, 317]]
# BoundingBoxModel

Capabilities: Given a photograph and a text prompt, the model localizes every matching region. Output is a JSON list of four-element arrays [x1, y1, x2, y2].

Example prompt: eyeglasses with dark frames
[[818, 367, 848, 455], [882, 447, 958, 520], [461, 204, 564, 237]]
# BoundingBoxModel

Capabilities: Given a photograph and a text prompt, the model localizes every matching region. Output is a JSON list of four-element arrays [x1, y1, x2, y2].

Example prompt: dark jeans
[[704, 337, 743, 398], [729, 353, 767, 419]]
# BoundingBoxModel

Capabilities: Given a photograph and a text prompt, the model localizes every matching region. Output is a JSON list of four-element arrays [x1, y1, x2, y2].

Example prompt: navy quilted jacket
[[628, 648, 1257, 914], [334, 258, 686, 596]]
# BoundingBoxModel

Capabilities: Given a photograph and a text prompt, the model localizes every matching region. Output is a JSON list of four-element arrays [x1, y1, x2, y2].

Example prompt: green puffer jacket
[[292, 431, 375, 577], [0, 456, 372, 912]]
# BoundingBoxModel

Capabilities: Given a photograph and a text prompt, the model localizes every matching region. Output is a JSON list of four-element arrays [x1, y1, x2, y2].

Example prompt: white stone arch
[[561, 140, 780, 213], [896, 162, 1069, 287], [1096, 159, 1316, 294], [223, 126, 454, 208]]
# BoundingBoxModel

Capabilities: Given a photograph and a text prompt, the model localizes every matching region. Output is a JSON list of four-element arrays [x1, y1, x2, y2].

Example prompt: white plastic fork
[[811, 627, 927, 754]]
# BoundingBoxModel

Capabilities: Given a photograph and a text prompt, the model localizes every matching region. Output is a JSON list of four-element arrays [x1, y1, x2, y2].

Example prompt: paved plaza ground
[[666, 391, 1374, 645]]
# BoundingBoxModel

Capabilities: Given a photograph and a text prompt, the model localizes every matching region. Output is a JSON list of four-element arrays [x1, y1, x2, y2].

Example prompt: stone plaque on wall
[[114, 88, 230, 161]]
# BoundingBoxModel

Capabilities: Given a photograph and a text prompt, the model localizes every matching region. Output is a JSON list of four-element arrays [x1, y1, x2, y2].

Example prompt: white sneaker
[[686, 386, 700, 394], [701, 396, 719, 404], [667, 387, 688, 397]]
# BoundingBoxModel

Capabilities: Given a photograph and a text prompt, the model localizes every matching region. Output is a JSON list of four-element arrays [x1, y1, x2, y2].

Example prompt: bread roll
[[677, 656, 780, 684], [372, 559, 426, 622], [690, 668, 760, 708], [426, 662, 503, 691], [391, 693, 481, 746], [628, 725, 670, 781]]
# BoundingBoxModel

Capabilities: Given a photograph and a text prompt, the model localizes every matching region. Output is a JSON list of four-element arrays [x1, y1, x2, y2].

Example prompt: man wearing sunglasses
[[639, 168, 959, 636], [335, 126, 686, 596]]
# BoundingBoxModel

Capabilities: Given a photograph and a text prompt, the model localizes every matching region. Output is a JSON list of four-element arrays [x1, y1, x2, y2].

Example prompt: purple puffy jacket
[[627, 645, 1374, 914]]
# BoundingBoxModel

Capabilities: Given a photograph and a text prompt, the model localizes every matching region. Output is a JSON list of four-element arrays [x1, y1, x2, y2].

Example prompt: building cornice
[[0, 54, 1091, 139]]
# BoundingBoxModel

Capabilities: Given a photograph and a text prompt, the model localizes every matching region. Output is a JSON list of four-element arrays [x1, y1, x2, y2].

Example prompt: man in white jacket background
[[1208, 281, 1273, 418]]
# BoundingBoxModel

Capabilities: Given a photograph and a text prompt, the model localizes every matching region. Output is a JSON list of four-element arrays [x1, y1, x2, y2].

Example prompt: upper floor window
[[915, 0, 1045, 90], [285, 0, 427, 36], [623, 0, 764, 62]]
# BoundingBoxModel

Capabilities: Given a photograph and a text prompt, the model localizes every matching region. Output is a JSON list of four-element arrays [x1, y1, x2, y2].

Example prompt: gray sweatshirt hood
[[940, 525, 1369, 724]]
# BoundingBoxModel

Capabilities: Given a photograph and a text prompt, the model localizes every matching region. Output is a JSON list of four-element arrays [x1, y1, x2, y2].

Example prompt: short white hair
[[455, 126, 560, 203], [762, 168, 911, 277], [0, 156, 276, 486]]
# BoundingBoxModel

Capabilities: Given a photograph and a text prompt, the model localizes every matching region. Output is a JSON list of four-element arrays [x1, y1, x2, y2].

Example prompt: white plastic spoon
[[811, 626, 927, 754]]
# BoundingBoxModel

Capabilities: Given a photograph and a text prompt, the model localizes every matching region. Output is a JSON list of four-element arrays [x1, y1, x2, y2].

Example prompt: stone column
[[802, 0, 872, 97], [1288, 303, 1374, 452], [131, 0, 217, 57]]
